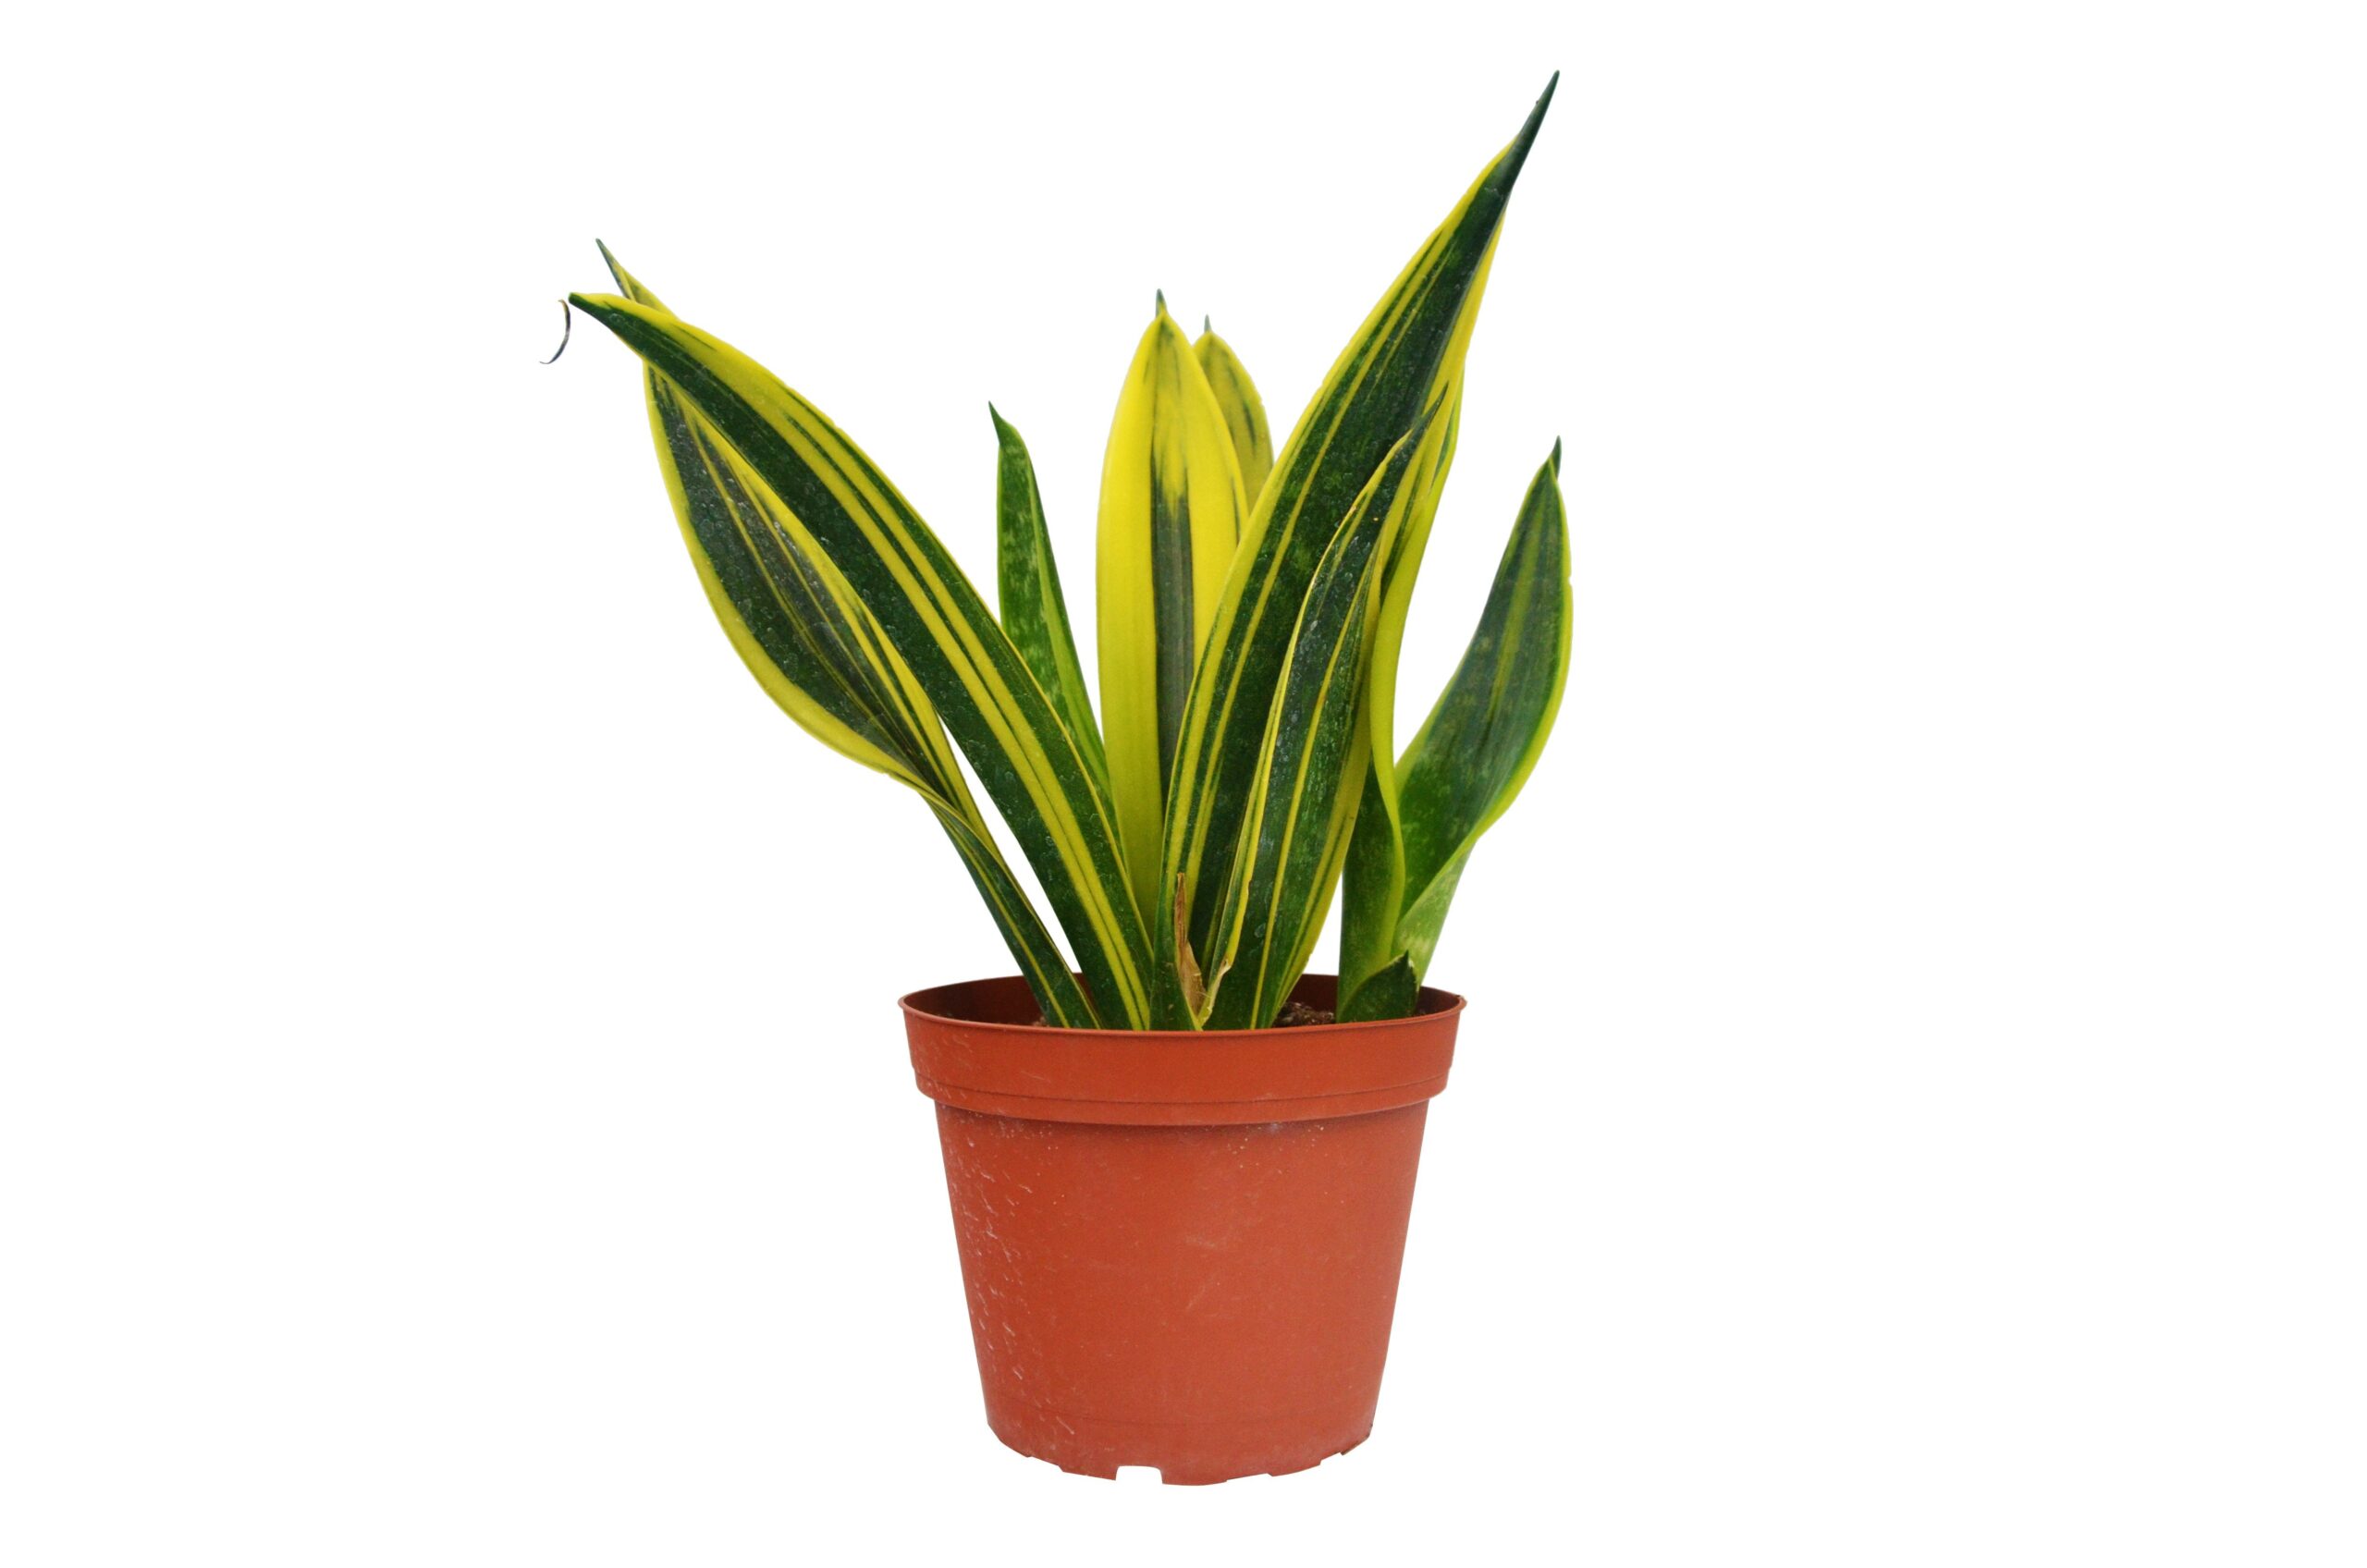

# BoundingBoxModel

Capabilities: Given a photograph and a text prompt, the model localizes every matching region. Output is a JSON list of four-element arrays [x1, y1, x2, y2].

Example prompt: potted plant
[[563, 76, 1571, 1484]]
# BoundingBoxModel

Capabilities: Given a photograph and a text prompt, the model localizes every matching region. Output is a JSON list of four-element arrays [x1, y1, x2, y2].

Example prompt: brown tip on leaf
[[1172, 877, 1206, 1015]]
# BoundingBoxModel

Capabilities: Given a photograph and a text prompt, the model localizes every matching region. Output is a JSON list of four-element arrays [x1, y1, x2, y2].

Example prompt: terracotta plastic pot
[[901, 972, 1464, 1485]]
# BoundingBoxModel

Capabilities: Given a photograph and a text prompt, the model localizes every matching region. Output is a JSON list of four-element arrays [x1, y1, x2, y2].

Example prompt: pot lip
[[901, 973, 1465, 1124], [898, 972, 1466, 1040]]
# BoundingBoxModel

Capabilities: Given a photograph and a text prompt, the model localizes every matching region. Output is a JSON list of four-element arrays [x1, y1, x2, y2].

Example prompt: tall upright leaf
[[1094, 296, 1247, 926], [1193, 322, 1275, 507], [1336, 388, 1463, 1004], [568, 291, 1182, 1028], [1199, 415, 1436, 1028], [1340, 444, 1573, 1019], [1160, 75, 1557, 980], [991, 405, 1107, 798]]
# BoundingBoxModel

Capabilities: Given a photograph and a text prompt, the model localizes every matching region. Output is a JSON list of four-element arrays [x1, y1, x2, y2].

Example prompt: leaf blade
[[1193, 323, 1275, 508], [1339, 393, 1463, 1001], [598, 251, 1101, 1028], [1095, 300, 1247, 927], [570, 290, 1175, 1027], [1161, 77, 1557, 980], [1200, 418, 1434, 1028], [1337, 954, 1417, 1023], [1380, 446, 1575, 1001], [992, 406, 1108, 798]]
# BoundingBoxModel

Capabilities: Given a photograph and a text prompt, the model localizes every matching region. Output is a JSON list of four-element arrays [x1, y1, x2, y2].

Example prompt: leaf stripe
[[992, 407, 1109, 800], [1194, 324, 1274, 513], [569, 293, 1173, 1026], [1201, 418, 1431, 1028], [660, 392, 1102, 1024], [598, 248, 1098, 1026], [1096, 302, 1246, 928], [1160, 77, 1556, 979], [1343, 444, 1573, 1013]]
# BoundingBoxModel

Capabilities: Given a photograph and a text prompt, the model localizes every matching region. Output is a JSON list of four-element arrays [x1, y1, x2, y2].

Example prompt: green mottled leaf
[[991, 405, 1107, 798], [595, 247, 1100, 1027], [1341, 443, 1573, 1014], [1161, 76, 1557, 995], [1201, 412, 1436, 1029], [569, 288, 1184, 1027], [1338, 954, 1417, 1023]]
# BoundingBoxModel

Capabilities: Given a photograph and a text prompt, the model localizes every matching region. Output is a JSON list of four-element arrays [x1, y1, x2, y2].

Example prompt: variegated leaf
[[1193, 321, 1275, 508], [991, 405, 1108, 798], [596, 246, 1101, 1027], [1200, 413, 1437, 1028], [1160, 76, 1557, 987], [569, 288, 1182, 1027], [1341, 442, 1573, 1017], [1095, 296, 1246, 927]]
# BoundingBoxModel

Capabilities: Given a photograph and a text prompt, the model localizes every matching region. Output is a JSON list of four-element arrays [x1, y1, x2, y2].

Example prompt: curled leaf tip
[[541, 299, 572, 364]]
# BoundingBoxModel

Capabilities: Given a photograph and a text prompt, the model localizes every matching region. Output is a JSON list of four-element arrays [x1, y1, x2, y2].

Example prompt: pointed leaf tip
[[1155, 288, 1167, 314], [1549, 436, 1563, 476], [594, 239, 627, 289], [1508, 71, 1559, 162]]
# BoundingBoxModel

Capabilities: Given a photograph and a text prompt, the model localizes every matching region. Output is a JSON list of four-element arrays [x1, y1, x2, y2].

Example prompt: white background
[[4, 3, 2361, 1562]]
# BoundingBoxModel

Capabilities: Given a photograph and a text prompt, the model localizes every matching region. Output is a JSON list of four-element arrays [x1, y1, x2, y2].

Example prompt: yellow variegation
[[1193, 322, 1275, 508], [1340, 444, 1573, 1019], [1094, 296, 1245, 926], [597, 247, 1102, 1025], [564, 77, 1570, 1028], [1157, 80, 1556, 1007], [1199, 407, 1441, 1029]]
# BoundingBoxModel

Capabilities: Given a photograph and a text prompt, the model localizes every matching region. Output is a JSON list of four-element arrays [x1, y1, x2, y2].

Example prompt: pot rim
[[898, 972, 1466, 1039], [901, 973, 1466, 1126]]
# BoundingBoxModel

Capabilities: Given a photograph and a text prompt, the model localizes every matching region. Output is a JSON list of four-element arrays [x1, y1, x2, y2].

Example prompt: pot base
[[987, 1406, 1372, 1486]]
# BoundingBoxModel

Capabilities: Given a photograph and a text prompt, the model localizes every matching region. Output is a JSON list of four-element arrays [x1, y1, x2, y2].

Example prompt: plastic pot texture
[[901, 973, 1464, 1485]]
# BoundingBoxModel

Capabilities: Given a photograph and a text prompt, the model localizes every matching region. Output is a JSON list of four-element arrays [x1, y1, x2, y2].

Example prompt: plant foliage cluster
[[570, 80, 1571, 1029]]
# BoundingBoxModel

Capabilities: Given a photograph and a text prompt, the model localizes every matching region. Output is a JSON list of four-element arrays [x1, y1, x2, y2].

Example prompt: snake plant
[[566, 78, 1572, 1029]]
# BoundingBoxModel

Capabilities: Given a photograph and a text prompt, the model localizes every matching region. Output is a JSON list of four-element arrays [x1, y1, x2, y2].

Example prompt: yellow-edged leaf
[[1200, 410, 1437, 1028], [1159, 77, 1557, 988], [1095, 295, 1246, 927], [1341, 442, 1573, 1018], [570, 288, 1180, 1027], [597, 246, 1101, 1026], [992, 405, 1108, 798], [1194, 321, 1275, 508]]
